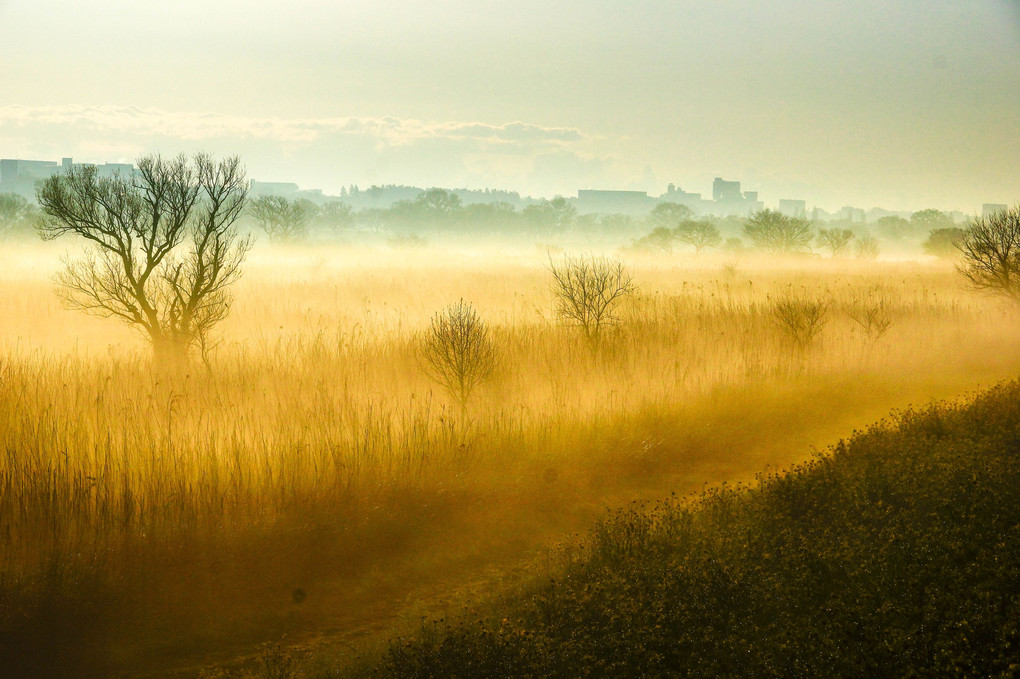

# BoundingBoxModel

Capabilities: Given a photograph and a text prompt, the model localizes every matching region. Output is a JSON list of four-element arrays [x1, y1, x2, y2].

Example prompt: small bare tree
[[250, 195, 309, 242], [771, 297, 828, 350], [549, 254, 635, 346], [957, 205, 1020, 302], [419, 300, 497, 413], [817, 228, 855, 257], [847, 299, 892, 342], [854, 234, 880, 260], [37, 153, 252, 364]]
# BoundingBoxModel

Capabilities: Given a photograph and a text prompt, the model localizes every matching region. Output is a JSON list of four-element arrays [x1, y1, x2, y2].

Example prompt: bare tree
[[771, 297, 828, 350], [816, 228, 855, 257], [317, 201, 354, 232], [743, 209, 813, 254], [854, 234, 880, 260], [549, 254, 635, 346], [419, 300, 497, 413], [847, 299, 892, 343], [675, 219, 722, 254], [957, 204, 1020, 302], [37, 153, 252, 364], [250, 195, 309, 242]]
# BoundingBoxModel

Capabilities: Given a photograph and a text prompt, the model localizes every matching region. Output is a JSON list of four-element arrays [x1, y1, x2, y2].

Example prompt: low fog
[[1, 0, 1018, 676]]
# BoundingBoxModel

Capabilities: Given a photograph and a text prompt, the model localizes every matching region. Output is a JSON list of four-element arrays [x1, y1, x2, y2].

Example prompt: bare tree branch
[[549, 254, 635, 347], [957, 205, 1020, 302], [37, 154, 251, 362]]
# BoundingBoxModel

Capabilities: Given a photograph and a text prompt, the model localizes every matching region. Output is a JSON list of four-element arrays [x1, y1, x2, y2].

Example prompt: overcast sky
[[0, 0, 1017, 211]]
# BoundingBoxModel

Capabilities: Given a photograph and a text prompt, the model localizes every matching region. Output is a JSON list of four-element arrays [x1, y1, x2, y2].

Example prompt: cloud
[[0, 104, 619, 198], [0, 105, 585, 149]]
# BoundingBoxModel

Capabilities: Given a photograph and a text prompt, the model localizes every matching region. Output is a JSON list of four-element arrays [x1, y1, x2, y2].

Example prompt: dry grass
[[1, 242, 1018, 674]]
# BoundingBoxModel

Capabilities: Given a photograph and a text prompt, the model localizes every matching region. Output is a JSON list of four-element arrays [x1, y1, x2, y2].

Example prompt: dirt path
[[135, 367, 1017, 677]]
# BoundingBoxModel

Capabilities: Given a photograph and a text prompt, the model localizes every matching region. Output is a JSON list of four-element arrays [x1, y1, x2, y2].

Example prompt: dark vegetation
[[372, 380, 1020, 678]]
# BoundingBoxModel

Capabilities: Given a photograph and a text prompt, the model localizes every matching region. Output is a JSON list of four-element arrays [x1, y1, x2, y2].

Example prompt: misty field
[[1, 243, 1019, 675]]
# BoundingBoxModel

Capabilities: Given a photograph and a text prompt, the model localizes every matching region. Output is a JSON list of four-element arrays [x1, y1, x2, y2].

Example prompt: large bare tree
[[957, 204, 1020, 302], [37, 153, 253, 363]]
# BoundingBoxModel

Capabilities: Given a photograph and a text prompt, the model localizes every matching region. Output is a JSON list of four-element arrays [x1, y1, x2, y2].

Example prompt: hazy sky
[[1, 0, 1017, 211]]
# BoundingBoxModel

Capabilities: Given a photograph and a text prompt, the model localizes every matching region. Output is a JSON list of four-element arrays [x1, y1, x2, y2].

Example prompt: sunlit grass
[[0, 242, 1017, 674]]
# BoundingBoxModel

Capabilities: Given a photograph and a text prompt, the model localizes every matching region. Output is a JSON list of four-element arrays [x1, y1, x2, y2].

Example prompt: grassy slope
[[369, 380, 1020, 678]]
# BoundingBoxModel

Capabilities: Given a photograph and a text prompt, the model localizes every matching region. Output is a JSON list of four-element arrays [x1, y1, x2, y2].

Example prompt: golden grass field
[[1, 240, 1019, 675]]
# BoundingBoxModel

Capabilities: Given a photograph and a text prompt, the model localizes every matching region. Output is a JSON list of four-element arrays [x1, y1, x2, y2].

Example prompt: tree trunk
[[151, 335, 190, 368]]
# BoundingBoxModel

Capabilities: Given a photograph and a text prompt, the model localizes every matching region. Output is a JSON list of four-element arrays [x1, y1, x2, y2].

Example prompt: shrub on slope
[[380, 382, 1020, 677]]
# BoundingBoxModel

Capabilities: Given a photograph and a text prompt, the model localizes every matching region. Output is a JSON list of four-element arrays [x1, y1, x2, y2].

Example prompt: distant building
[[712, 178, 742, 202], [811, 207, 831, 222], [0, 157, 137, 199], [778, 199, 807, 220], [838, 206, 866, 223], [708, 177, 763, 216], [345, 185, 423, 209], [249, 181, 300, 198], [575, 189, 658, 216], [983, 203, 1008, 219], [866, 207, 909, 223]]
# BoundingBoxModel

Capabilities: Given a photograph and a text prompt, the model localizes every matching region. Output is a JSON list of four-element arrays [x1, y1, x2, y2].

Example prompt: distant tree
[[524, 196, 577, 231], [743, 209, 813, 254], [633, 226, 676, 253], [419, 299, 497, 414], [416, 188, 462, 215], [598, 213, 635, 232], [317, 201, 354, 231], [875, 215, 912, 241], [648, 202, 694, 230], [549, 254, 635, 347], [250, 195, 309, 242], [36, 153, 252, 363], [723, 237, 746, 253], [854, 234, 881, 259], [388, 233, 429, 250], [356, 207, 386, 233], [922, 227, 966, 258], [675, 219, 722, 253], [713, 214, 746, 237], [547, 196, 577, 229], [816, 228, 855, 257], [957, 205, 1020, 302], [460, 201, 519, 230], [0, 193, 36, 237], [911, 208, 954, 233]]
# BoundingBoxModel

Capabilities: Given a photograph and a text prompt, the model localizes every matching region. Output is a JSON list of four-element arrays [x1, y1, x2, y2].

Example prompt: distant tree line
[[627, 203, 978, 259], [0, 179, 993, 266], [244, 189, 599, 241]]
